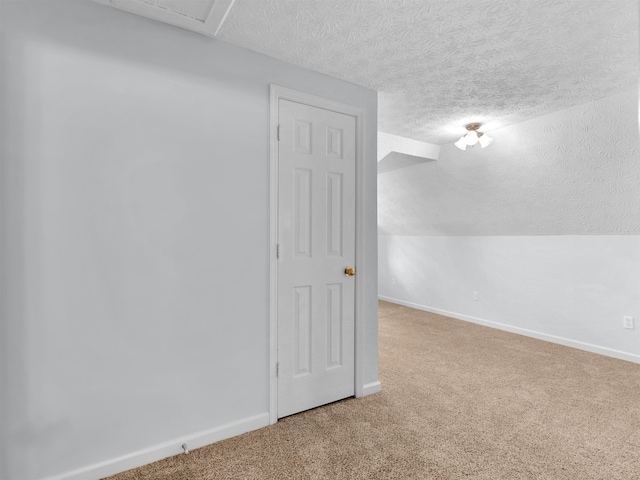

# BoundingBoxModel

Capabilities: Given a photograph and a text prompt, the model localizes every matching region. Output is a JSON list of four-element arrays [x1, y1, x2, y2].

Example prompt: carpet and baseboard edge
[[362, 381, 382, 396], [41, 413, 270, 480], [42, 378, 382, 480], [379, 296, 640, 365]]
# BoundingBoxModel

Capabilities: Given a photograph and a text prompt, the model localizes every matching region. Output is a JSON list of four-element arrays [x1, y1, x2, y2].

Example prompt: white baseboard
[[42, 413, 270, 480], [379, 296, 640, 365], [362, 380, 382, 396]]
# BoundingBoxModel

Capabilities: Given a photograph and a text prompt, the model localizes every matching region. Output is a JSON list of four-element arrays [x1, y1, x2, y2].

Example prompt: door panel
[[277, 99, 356, 418]]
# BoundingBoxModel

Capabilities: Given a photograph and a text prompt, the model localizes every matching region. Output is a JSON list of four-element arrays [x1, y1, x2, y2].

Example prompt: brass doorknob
[[344, 267, 356, 277]]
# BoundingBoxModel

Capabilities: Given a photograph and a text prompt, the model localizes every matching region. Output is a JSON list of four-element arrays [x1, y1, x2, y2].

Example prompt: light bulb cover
[[478, 133, 493, 148], [454, 137, 467, 150], [464, 131, 479, 146], [453, 123, 493, 150]]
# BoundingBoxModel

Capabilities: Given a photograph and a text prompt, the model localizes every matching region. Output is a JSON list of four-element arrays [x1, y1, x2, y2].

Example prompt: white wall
[[379, 235, 640, 360], [378, 90, 640, 364], [0, 1, 378, 479]]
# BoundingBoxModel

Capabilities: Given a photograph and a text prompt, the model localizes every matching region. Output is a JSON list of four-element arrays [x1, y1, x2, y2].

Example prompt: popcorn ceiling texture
[[218, 0, 638, 144], [377, 89, 640, 236]]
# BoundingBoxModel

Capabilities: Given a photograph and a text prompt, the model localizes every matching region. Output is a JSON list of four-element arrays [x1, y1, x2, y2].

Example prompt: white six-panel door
[[277, 99, 356, 418]]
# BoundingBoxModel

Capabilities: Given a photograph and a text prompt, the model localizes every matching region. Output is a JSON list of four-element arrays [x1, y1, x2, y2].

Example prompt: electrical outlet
[[391, 277, 396, 286], [473, 291, 479, 301], [623, 316, 634, 329]]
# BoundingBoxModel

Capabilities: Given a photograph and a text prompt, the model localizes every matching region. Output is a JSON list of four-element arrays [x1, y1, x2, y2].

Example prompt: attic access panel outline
[[94, 0, 236, 37]]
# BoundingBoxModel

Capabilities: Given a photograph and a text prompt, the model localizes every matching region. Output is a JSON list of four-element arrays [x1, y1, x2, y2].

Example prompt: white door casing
[[277, 99, 356, 418], [269, 86, 366, 423]]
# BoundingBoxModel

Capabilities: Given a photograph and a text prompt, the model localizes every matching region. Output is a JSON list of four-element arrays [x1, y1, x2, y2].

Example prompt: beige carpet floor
[[106, 301, 640, 479]]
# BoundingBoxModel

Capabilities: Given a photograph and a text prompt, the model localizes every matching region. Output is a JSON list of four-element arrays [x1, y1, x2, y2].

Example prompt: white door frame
[[269, 85, 366, 424]]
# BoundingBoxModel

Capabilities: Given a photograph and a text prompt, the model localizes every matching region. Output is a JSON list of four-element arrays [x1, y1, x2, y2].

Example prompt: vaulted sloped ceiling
[[378, 89, 640, 235], [98, 0, 638, 144], [214, 0, 639, 236], [217, 0, 638, 144]]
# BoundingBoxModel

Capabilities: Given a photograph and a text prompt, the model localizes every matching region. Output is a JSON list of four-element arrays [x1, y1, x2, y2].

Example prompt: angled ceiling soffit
[[377, 132, 440, 174]]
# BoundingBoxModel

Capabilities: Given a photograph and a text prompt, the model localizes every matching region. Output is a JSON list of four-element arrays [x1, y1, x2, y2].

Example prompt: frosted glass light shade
[[464, 131, 479, 145], [454, 137, 468, 150], [478, 133, 493, 148], [454, 123, 493, 150]]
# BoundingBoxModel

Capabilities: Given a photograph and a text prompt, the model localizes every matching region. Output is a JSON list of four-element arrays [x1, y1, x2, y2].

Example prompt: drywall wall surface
[[378, 89, 640, 236], [0, 1, 377, 478], [379, 235, 640, 359]]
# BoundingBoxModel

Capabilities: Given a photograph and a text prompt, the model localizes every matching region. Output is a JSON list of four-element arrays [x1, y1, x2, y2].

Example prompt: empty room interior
[[1, 1, 639, 479]]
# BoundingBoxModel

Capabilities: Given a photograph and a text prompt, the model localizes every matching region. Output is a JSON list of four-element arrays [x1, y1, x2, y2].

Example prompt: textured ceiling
[[218, 0, 638, 144], [378, 89, 640, 236]]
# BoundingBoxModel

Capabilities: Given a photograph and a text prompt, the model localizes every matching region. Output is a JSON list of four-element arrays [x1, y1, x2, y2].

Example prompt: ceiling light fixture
[[454, 123, 493, 150]]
